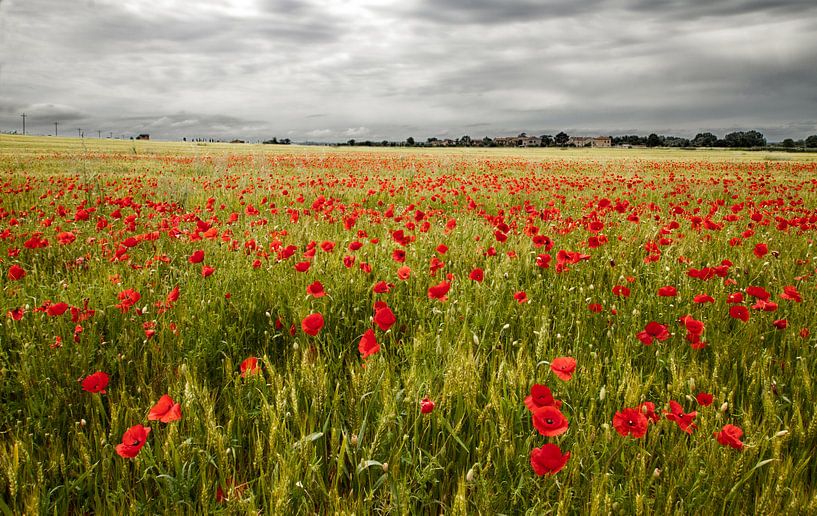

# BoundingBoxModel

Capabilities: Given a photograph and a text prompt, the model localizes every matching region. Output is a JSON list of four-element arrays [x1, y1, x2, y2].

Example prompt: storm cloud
[[1, 0, 815, 141]]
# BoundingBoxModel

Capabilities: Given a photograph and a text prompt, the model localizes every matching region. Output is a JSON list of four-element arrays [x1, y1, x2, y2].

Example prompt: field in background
[[1, 135, 817, 513]]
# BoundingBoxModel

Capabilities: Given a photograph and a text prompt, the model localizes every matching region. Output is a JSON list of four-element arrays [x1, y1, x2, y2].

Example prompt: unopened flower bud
[[774, 430, 789, 438], [382, 462, 389, 472], [720, 402, 729, 413], [350, 434, 358, 446]]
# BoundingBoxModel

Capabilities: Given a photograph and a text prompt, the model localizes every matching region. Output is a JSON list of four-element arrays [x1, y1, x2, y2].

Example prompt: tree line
[[336, 131, 817, 149]]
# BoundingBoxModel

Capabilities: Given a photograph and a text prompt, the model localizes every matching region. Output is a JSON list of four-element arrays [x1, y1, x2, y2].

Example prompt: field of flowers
[[1, 135, 817, 513]]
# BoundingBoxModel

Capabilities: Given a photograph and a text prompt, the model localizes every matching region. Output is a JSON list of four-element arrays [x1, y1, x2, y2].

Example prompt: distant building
[[568, 136, 611, 148], [493, 135, 543, 147], [230, 139, 245, 144], [136, 134, 150, 140]]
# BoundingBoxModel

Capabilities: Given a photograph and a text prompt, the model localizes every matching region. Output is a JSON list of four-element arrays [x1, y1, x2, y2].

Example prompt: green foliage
[[0, 136, 816, 513]]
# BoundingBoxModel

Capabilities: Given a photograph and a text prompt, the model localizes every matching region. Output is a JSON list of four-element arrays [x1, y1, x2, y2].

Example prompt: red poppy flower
[[320, 241, 335, 252], [148, 394, 182, 423], [358, 329, 380, 358], [753, 243, 768, 258], [373, 302, 396, 331], [420, 397, 435, 414], [201, 265, 215, 278], [729, 305, 750, 322], [612, 285, 630, 297], [306, 281, 326, 298], [524, 384, 562, 412], [530, 443, 570, 476], [46, 302, 69, 317], [301, 313, 324, 336], [773, 319, 788, 329], [639, 401, 660, 423], [693, 294, 715, 304], [746, 286, 770, 300], [116, 289, 141, 313], [372, 281, 394, 294], [514, 291, 529, 303], [427, 281, 451, 301], [469, 268, 484, 282], [532, 406, 569, 437], [188, 249, 204, 264], [550, 357, 576, 381], [780, 286, 802, 303], [396, 266, 411, 280], [637, 322, 670, 345], [663, 400, 698, 434], [57, 231, 76, 245], [81, 371, 109, 394], [294, 261, 311, 272], [587, 303, 603, 313], [8, 264, 26, 281], [695, 392, 713, 406], [715, 424, 744, 450], [657, 286, 677, 297], [613, 407, 649, 438], [7, 307, 24, 321], [115, 424, 151, 458], [240, 357, 260, 377], [535, 254, 551, 268]]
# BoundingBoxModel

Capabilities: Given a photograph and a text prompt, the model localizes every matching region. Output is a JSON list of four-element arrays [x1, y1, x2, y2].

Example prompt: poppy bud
[[599, 386, 606, 401], [466, 467, 475, 482], [80, 419, 86, 427], [653, 468, 661, 478], [720, 402, 729, 413], [350, 434, 358, 446], [382, 462, 388, 472], [774, 430, 789, 438]]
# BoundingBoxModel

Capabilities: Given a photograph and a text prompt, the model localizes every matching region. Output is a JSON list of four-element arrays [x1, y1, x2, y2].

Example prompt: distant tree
[[805, 135, 817, 148], [692, 132, 718, 147], [724, 130, 766, 148], [539, 135, 553, 146], [460, 135, 472, 146], [781, 138, 796, 148], [427, 137, 438, 144], [518, 132, 527, 138], [347, 139, 356, 146], [743, 130, 766, 147], [406, 136, 415, 146], [381, 140, 389, 146], [482, 136, 493, 147], [554, 132, 569, 146], [647, 133, 662, 147], [664, 136, 691, 147]]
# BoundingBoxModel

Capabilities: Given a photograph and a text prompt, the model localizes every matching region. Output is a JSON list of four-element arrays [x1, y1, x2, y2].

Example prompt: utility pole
[[54, 122, 59, 136], [21, 113, 26, 135], [77, 128, 82, 138], [109, 132, 113, 139], [97, 130, 101, 139]]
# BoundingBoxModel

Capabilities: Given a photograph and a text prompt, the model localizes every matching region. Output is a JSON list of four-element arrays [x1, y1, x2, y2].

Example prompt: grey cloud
[[1, 0, 815, 141]]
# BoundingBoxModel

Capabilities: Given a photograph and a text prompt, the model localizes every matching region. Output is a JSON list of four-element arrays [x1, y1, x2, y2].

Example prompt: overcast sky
[[1, 0, 816, 142]]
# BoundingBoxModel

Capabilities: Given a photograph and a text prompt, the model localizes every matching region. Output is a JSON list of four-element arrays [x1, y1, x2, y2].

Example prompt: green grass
[[1, 135, 816, 514]]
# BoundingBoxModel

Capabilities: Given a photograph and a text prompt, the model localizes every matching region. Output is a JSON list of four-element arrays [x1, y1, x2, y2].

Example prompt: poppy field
[[1, 135, 817, 513]]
